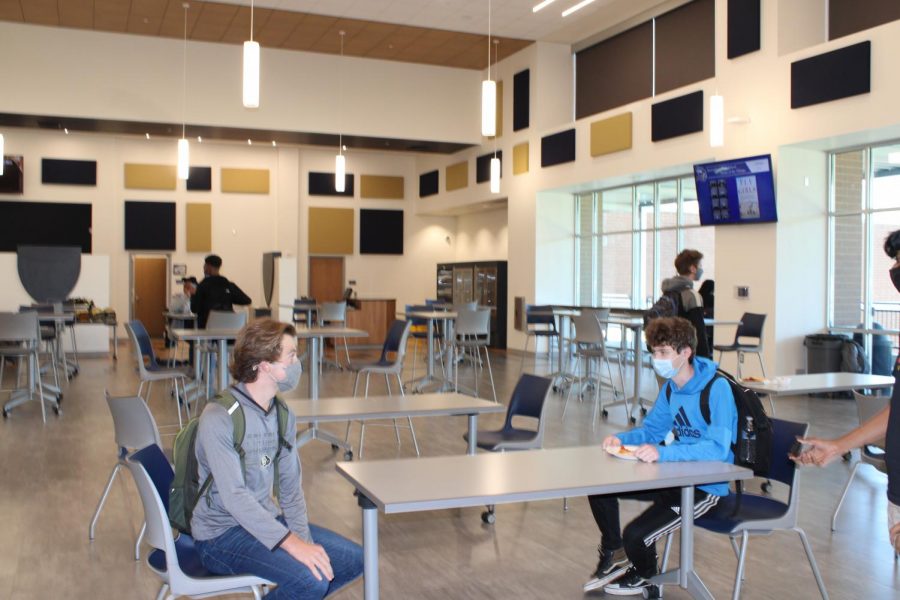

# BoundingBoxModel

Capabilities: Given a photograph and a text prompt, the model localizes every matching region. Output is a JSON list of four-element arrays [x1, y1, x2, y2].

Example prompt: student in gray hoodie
[[193, 319, 363, 599], [659, 249, 710, 358]]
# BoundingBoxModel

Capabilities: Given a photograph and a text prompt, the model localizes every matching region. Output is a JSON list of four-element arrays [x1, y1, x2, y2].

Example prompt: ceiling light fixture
[[64, 128, 69, 135], [0, 133, 4, 176], [177, 3, 190, 180], [271, 140, 277, 147], [532, 0, 557, 12], [562, 0, 596, 17], [335, 30, 346, 193], [481, 0, 496, 137], [490, 39, 500, 194], [247, 139, 252, 145], [197, 135, 202, 143], [146, 133, 151, 139], [243, 0, 260, 108], [710, 94, 724, 148]]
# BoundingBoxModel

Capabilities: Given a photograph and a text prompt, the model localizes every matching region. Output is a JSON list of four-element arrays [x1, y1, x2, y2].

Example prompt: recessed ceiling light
[[197, 135, 202, 143], [271, 140, 277, 147], [63, 128, 69, 135], [532, 0, 557, 13], [247, 139, 252, 145], [145, 133, 151, 139], [562, 0, 596, 17]]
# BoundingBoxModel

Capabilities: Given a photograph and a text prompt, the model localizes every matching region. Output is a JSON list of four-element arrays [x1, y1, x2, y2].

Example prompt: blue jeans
[[196, 519, 363, 599]]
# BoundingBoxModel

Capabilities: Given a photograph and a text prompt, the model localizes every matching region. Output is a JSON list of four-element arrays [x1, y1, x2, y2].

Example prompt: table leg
[[674, 485, 713, 600], [309, 336, 320, 401], [632, 324, 642, 420], [359, 494, 379, 600], [217, 339, 228, 392], [426, 319, 435, 379], [467, 414, 477, 455]]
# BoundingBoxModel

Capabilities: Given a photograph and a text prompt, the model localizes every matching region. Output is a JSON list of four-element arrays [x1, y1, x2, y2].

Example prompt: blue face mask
[[652, 355, 685, 379], [695, 268, 704, 281]]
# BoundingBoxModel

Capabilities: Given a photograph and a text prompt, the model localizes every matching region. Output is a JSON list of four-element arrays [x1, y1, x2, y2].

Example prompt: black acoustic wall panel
[[0, 201, 92, 252], [541, 129, 576, 168], [513, 69, 530, 131], [41, 159, 97, 186], [187, 166, 212, 191], [791, 41, 871, 109], [0, 156, 24, 193], [419, 170, 439, 197], [651, 90, 704, 142], [124, 201, 175, 251], [360, 209, 403, 255], [308, 171, 354, 196], [476, 151, 503, 184], [727, 0, 761, 59]]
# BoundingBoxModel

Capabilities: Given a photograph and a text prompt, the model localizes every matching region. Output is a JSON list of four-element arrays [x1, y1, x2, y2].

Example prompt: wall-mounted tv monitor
[[693, 154, 777, 226], [0, 156, 24, 194]]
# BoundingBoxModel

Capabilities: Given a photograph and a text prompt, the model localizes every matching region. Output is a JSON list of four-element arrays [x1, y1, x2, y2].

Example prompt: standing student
[[193, 319, 363, 598], [584, 317, 737, 595], [191, 254, 252, 328], [794, 229, 900, 554], [658, 249, 710, 358]]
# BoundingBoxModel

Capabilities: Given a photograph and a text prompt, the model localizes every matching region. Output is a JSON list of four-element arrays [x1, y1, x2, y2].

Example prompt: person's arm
[[190, 282, 204, 315], [228, 281, 252, 306], [657, 378, 735, 463], [617, 387, 673, 446], [794, 406, 889, 467], [277, 411, 313, 542], [196, 407, 290, 549]]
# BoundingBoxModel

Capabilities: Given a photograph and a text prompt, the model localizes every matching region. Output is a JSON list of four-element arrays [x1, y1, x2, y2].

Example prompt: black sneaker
[[603, 567, 653, 596], [583, 546, 629, 592]]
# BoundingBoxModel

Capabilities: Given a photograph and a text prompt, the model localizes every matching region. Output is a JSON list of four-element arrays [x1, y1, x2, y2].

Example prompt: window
[[574, 176, 715, 308], [828, 143, 900, 356]]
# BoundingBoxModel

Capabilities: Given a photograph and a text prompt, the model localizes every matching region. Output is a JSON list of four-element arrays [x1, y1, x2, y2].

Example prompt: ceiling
[[0, 0, 678, 70]]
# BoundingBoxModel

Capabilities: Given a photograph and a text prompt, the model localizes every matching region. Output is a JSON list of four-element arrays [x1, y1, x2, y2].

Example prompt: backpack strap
[[196, 389, 247, 504], [272, 396, 294, 502], [666, 374, 716, 425]]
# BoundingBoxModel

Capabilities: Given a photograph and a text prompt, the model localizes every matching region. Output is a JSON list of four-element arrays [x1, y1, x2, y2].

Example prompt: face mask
[[268, 360, 302, 393], [695, 268, 704, 281], [891, 266, 900, 294], [652, 355, 684, 379]]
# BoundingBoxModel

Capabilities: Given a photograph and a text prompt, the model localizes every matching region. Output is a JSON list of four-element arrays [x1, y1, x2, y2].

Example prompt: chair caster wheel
[[842, 452, 851, 462], [57, 394, 64, 404], [640, 407, 648, 416], [601, 410, 608, 419], [53, 406, 61, 416], [761, 481, 772, 494], [343, 451, 353, 461], [642, 585, 661, 599], [2, 409, 8, 419], [331, 444, 339, 451], [552, 385, 559, 393], [481, 511, 496, 524], [630, 416, 637, 425]]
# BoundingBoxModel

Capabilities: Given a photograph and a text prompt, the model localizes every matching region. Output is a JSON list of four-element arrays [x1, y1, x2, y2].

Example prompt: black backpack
[[643, 290, 685, 327], [665, 368, 772, 477]]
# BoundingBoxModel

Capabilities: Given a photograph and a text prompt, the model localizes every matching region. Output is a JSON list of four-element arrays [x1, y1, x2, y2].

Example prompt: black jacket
[[191, 275, 252, 328]]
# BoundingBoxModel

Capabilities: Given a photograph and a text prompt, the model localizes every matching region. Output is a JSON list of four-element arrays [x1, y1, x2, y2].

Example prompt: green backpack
[[168, 388, 293, 535]]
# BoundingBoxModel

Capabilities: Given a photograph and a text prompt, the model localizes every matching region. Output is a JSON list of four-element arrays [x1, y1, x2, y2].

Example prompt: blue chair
[[463, 374, 553, 523], [518, 305, 560, 374], [662, 418, 828, 600], [126, 444, 271, 600]]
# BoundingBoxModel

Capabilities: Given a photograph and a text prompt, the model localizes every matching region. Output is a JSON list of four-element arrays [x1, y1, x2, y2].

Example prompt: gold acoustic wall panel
[[124, 163, 176, 190], [360, 175, 405, 200], [445, 161, 469, 192], [221, 168, 270, 194], [308, 207, 354, 255], [186, 203, 212, 252], [590, 112, 633, 157], [513, 142, 529, 175]]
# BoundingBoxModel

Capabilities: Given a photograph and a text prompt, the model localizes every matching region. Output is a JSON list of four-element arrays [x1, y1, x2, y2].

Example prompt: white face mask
[[267, 360, 302, 393], [651, 355, 685, 379]]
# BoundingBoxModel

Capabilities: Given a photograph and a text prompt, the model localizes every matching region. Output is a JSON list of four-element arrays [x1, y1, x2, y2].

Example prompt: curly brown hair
[[645, 317, 697, 363], [230, 319, 296, 383], [674, 249, 703, 276]]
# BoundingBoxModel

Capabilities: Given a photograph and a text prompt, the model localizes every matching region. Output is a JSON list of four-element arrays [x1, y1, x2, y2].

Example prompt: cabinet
[[436, 261, 507, 349]]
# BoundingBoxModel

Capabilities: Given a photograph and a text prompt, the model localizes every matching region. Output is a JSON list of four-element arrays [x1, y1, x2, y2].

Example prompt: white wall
[[0, 21, 481, 145], [454, 208, 509, 262], [535, 192, 575, 305]]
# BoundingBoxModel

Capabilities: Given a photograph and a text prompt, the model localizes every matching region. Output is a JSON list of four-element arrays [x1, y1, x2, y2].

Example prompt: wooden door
[[309, 257, 344, 302], [133, 256, 168, 337]]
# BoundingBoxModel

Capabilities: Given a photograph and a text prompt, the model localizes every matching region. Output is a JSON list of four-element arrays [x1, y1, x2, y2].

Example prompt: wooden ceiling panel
[[58, 0, 95, 29], [282, 14, 337, 51], [254, 11, 304, 47], [20, 0, 58, 26], [158, 2, 204, 39], [93, 0, 130, 32], [127, 0, 171, 35], [190, 2, 238, 41], [221, 6, 275, 44], [0, 1, 23, 21]]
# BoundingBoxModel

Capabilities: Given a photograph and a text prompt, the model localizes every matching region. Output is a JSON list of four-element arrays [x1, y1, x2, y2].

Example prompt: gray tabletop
[[406, 311, 458, 320], [284, 393, 504, 423], [744, 372, 894, 396], [295, 326, 368, 338], [170, 327, 241, 341], [337, 445, 751, 514]]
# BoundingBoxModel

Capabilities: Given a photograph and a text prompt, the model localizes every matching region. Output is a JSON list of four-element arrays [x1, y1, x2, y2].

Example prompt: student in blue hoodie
[[584, 316, 738, 596]]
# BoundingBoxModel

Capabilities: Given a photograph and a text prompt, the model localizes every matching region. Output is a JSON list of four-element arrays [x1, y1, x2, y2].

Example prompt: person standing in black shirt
[[191, 254, 252, 328], [794, 229, 900, 554]]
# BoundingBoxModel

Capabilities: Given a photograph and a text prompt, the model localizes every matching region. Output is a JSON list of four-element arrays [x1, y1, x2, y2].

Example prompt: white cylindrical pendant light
[[177, 138, 190, 180], [490, 156, 500, 193], [710, 94, 724, 148], [0, 133, 4, 176], [335, 153, 346, 193], [243, 40, 260, 108], [481, 79, 497, 137]]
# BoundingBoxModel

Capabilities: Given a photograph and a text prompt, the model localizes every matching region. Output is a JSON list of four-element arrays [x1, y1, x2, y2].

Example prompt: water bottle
[[739, 416, 756, 464]]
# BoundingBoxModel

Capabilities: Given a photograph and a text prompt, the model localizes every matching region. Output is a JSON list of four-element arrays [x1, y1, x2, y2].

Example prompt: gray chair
[[562, 309, 622, 428], [831, 391, 889, 531], [125, 321, 193, 429], [713, 312, 767, 379], [317, 301, 352, 370], [0, 311, 51, 422], [463, 374, 553, 523], [126, 445, 271, 600], [89, 392, 165, 560], [452, 307, 497, 403], [346, 320, 419, 459], [518, 305, 560, 375], [202, 310, 247, 390]]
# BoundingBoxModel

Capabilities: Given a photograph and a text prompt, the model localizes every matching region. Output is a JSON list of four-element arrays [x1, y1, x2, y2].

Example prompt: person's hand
[[633, 444, 659, 463], [790, 437, 843, 467], [602, 436, 622, 450], [890, 522, 900, 554], [281, 534, 334, 581]]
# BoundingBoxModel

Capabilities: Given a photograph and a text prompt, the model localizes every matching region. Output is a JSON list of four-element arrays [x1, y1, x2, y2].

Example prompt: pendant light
[[243, 0, 260, 108], [489, 40, 500, 194], [481, 0, 496, 137], [335, 31, 346, 193], [0, 133, 4, 176], [710, 94, 724, 148], [177, 3, 190, 180]]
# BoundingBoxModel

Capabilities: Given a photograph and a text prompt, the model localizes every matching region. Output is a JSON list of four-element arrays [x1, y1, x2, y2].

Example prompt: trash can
[[804, 334, 846, 373]]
